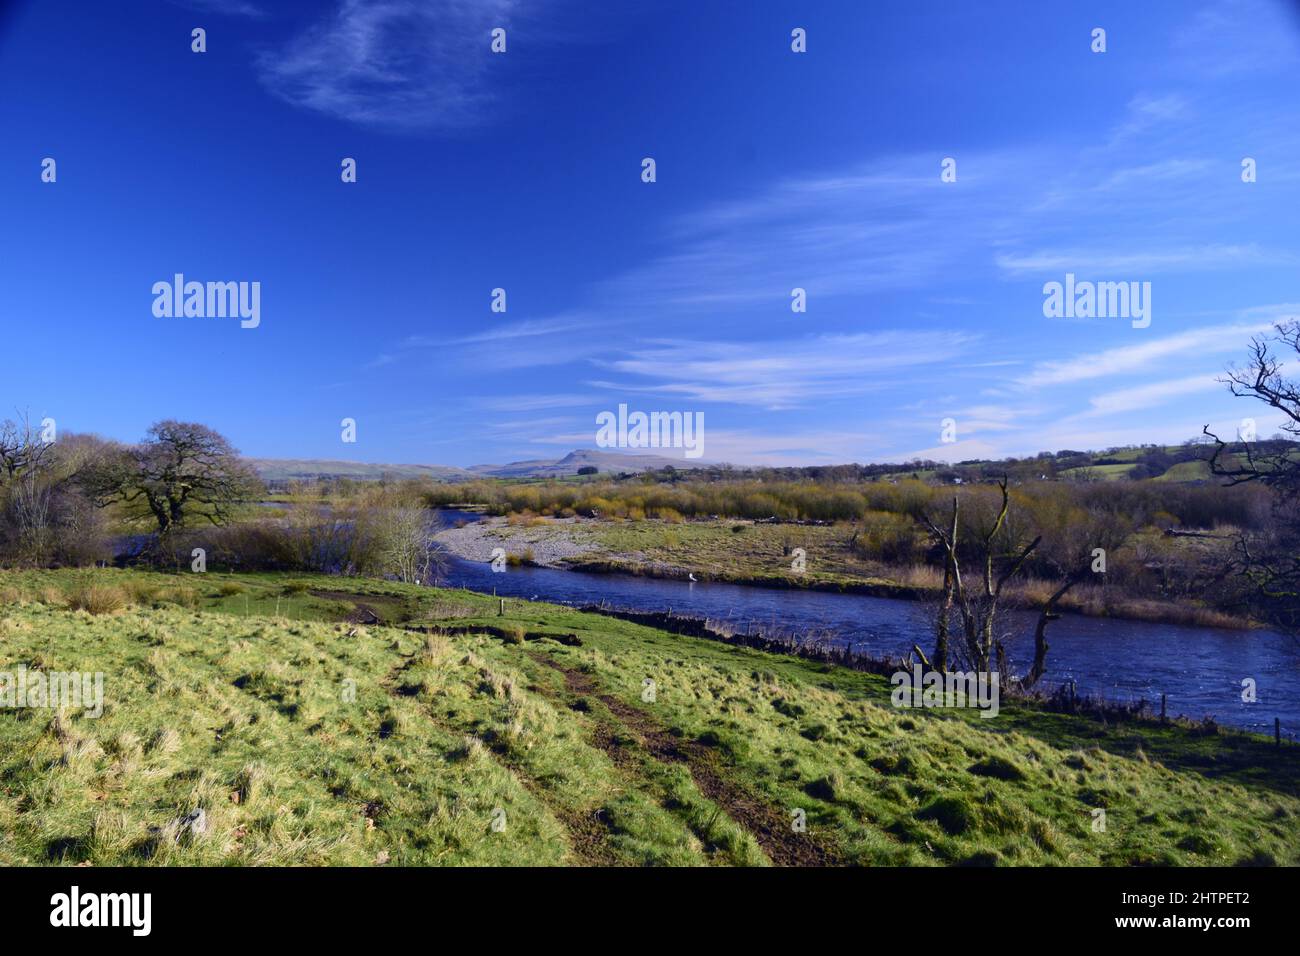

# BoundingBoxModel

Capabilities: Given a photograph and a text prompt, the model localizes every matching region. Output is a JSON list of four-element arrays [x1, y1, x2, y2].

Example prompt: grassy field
[[1058, 463, 1140, 480], [1154, 461, 1214, 482], [0, 568, 1295, 866]]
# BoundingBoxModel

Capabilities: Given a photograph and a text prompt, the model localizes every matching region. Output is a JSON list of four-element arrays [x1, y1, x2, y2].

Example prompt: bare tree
[[0, 414, 56, 565], [1204, 320, 1300, 628], [0, 415, 48, 480], [929, 500, 958, 674], [372, 505, 445, 584], [88, 421, 261, 538], [1205, 320, 1300, 489], [1022, 509, 1129, 689], [0, 417, 119, 567], [919, 478, 1041, 678]]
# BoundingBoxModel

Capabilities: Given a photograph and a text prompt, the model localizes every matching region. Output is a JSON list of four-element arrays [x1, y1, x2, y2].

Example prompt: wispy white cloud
[[681, 427, 880, 466], [169, 0, 266, 17], [451, 313, 600, 345], [524, 424, 881, 467], [1096, 158, 1212, 191], [1107, 93, 1192, 145], [591, 155, 1034, 313], [486, 416, 578, 437], [478, 393, 596, 412], [997, 245, 1287, 276], [591, 331, 977, 409], [1017, 322, 1274, 389], [257, 0, 521, 130], [364, 353, 397, 370], [947, 403, 1031, 434], [1171, 0, 1300, 77], [373, 313, 609, 371], [897, 438, 1013, 465], [1073, 373, 1223, 419]]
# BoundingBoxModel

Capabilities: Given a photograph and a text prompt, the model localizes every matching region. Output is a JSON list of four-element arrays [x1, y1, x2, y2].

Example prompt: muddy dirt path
[[532, 655, 840, 867]]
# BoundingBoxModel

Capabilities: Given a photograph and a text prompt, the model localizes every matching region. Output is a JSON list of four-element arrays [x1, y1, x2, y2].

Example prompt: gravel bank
[[433, 515, 604, 567]]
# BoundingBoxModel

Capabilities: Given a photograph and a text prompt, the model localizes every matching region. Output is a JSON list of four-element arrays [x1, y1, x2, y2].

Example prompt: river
[[433, 510, 1299, 737]]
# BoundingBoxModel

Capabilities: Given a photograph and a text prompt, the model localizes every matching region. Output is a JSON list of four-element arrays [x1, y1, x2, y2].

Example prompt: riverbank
[[432, 514, 1250, 630], [2, 567, 1295, 867]]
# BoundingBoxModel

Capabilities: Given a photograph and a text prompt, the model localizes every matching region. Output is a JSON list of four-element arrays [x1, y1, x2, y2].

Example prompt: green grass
[[1154, 460, 1213, 482], [586, 519, 887, 584], [1100, 448, 1144, 463], [1059, 463, 1140, 480], [1, 568, 1295, 866], [475, 516, 930, 593]]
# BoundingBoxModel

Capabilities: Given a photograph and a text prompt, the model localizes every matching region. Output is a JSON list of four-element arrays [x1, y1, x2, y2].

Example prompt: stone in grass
[[147, 807, 208, 853], [176, 808, 207, 842]]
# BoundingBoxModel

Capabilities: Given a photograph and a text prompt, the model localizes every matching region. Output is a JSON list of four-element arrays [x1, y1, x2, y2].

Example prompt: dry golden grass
[[66, 584, 127, 616]]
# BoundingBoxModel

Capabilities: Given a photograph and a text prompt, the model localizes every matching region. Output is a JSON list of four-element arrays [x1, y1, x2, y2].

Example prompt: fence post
[[498, 598, 504, 617], [1277, 717, 1282, 748], [1160, 694, 1167, 722]]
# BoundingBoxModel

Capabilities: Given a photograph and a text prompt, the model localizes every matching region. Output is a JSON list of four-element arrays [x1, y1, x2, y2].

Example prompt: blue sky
[[3, 0, 1300, 466]]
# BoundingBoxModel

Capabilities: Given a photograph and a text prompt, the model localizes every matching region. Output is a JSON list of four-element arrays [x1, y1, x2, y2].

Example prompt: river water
[[433, 511, 1299, 737]]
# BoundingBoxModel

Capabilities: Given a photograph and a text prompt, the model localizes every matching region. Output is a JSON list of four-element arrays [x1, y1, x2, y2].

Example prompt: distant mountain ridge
[[466, 449, 709, 478], [248, 449, 709, 482]]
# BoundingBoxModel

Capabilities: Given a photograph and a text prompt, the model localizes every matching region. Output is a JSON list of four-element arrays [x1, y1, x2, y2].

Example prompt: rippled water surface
[[435, 510, 1299, 736]]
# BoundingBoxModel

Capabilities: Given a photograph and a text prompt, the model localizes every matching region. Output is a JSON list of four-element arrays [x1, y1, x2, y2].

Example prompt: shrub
[[506, 512, 548, 528], [156, 585, 199, 609], [123, 580, 160, 605], [67, 584, 127, 615], [853, 511, 922, 564]]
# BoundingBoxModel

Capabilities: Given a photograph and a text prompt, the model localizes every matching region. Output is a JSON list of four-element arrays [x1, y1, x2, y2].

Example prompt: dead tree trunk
[[1023, 577, 1078, 689], [922, 478, 1041, 679], [932, 499, 958, 672]]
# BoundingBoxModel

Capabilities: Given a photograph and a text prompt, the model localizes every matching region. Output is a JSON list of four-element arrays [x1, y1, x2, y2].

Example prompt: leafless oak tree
[[87, 421, 261, 537]]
